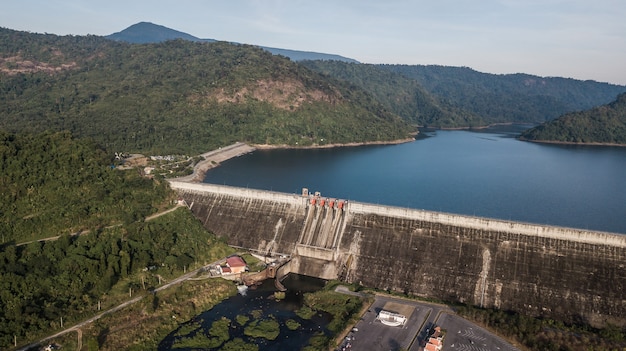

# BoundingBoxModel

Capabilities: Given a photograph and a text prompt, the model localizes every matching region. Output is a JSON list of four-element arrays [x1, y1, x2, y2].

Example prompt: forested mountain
[[0, 27, 413, 154], [107, 22, 359, 63], [301, 60, 481, 128], [519, 92, 626, 145], [378, 64, 626, 125]]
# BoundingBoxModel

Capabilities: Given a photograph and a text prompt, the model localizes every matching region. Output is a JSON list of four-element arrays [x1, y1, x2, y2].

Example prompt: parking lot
[[434, 313, 520, 351], [336, 293, 521, 351]]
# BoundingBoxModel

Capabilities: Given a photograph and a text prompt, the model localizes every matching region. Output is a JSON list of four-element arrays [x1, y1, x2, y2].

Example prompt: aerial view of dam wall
[[169, 181, 626, 328]]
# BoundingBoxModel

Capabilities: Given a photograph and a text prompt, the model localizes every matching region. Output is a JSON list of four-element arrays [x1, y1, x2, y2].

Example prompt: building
[[424, 326, 444, 351], [376, 310, 407, 327], [217, 255, 248, 275]]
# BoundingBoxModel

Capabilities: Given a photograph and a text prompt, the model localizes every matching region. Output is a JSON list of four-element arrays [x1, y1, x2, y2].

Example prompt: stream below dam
[[158, 275, 331, 351]]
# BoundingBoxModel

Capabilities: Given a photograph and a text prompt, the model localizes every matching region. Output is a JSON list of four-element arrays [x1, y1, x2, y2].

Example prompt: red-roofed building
[[424, 325, 444, 351], [225, 255, 248, 274]]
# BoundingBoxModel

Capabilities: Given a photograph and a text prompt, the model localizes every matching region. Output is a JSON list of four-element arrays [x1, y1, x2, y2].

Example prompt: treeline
[[0, 27, 414, 155], [0, 131, 169, 243], [519, 92, 626, 144], [457, 304, 626, 351]]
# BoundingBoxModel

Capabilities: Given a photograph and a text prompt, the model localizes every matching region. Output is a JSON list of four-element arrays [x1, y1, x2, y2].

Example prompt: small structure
[[217, 255, 248, 275], [425, 326, 444, 351], [377, 310, 407, 327]]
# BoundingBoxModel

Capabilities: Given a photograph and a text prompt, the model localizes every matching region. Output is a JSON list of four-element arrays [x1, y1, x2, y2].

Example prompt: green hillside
[[0, 131, 171, 243], [300, 60, 482, 128], [0, 28, 414, 155], [379, 64, 626, 124], [0, 130, 237, 348], [519, 93, 626, 145]]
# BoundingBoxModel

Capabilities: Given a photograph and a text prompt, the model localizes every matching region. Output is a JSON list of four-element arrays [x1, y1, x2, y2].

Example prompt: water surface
[[159, 275, 330, 350], [204, 127, 626, 234]]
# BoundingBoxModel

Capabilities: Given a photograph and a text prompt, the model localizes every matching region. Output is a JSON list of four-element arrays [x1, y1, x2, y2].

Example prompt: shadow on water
[[158, 274, 331, 351]]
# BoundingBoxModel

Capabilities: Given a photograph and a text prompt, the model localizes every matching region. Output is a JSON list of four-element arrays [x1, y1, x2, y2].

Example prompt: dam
[[169, 181, 626, 328]]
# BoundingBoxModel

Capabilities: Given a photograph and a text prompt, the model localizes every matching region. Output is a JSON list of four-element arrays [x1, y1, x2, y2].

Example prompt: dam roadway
[[169, 180, 626, 328]]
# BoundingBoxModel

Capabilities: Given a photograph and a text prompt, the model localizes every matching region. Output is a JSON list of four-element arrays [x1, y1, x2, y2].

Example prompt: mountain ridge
[[378, 64, 626, 124], [0, 27, 412, 154], [106, 21, 359, 63]]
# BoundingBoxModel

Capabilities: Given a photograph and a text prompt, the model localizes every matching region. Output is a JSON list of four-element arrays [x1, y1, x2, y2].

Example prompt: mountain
[[106, 22, 358, 63], [106, 21, 209, 44], [300, 60, 481, 128], [299, 61, 626, 128], [378, 65, 626, 125], [0, 27, 413, 155], [519, 92, 626, 145]]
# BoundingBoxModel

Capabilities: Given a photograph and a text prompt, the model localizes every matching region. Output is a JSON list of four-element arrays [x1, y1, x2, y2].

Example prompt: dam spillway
[[169, 181, 626, 328]]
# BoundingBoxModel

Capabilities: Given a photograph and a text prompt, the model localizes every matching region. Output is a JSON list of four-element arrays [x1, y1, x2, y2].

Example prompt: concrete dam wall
[[169, 181, 626, 327]]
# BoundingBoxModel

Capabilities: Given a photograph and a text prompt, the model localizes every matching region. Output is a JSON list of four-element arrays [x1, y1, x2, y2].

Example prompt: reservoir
[[203, 126, 626, 234]]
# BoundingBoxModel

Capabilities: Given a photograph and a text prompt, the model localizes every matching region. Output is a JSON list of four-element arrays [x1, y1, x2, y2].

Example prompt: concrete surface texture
[[169, 181, 626, 328]]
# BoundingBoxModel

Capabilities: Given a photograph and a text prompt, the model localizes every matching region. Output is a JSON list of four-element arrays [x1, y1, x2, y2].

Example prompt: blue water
[[204, 127, 626, 234]]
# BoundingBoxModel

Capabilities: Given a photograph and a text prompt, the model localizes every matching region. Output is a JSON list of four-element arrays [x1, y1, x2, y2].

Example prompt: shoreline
[[172, 137, 416, 183], [433, 122, 536, 131], [252, 136, 416, 150], [519, 138, 626, 147], [173, 142, 257, 183]]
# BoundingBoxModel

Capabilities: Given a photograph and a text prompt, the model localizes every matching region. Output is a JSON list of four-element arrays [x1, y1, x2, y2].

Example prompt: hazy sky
[[2, 0, 625, 85]]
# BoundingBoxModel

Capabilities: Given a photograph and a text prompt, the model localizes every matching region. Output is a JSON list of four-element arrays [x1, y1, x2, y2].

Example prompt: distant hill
[[107, 22, 209, 44], [301, 60, 481, 128], [519, 93, 626, 145], [0, 27, 412, 155], [378, 65, 626, 125], [106, 22, 358, 63]]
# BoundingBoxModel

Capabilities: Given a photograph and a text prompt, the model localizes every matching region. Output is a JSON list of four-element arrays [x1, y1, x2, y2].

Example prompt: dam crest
[[169, 181, 626, 328]]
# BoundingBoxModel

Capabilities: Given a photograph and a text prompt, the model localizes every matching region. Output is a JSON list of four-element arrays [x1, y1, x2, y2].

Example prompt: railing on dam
[[169, 181, 626, 248], [348, 202, 626, 247], [169, 181, 306, 206]]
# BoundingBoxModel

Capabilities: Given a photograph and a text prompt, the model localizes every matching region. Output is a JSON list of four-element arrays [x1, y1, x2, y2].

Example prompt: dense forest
[[0, 28, 414, 155], [300, 60, 482, 128], [0, 131, 236, 348], [519, 92, 626, 144], [378, 64, 626, 124], [0, 208, 231, 348], [0, 131, 169, 243]]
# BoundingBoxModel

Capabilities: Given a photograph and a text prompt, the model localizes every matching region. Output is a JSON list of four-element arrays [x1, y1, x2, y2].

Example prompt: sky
[[2, 0, 626, 85]]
